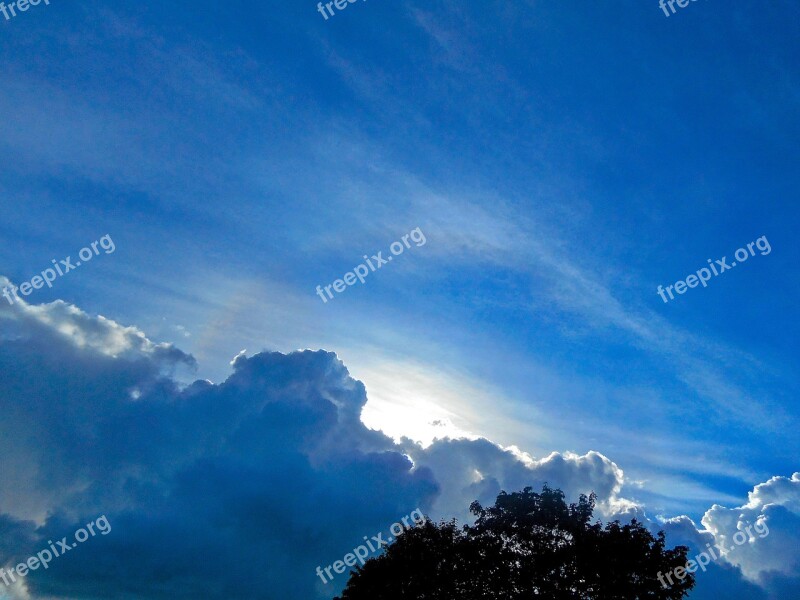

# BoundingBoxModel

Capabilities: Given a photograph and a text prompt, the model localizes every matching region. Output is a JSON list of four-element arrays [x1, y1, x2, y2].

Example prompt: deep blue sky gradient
[[0, 1, 798, 597]]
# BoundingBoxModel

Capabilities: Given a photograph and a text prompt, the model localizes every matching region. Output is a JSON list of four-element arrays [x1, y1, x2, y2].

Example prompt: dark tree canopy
[[335, 485, 695, 600]]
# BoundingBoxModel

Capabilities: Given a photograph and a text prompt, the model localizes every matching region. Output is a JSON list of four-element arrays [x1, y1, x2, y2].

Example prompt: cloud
[[701, 473, 800, 583], [404, 438, 635, 524], [647, 474, 800, 600], [0, 291, 797, 599], [0, 291, 438, 598], [0, 276, 194, 368]]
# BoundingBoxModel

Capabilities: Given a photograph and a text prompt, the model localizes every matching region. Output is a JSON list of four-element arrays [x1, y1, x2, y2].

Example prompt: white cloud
[[0, 291, 797, 599], [0, 276, 194, 368], [702, 473, 800, 583]]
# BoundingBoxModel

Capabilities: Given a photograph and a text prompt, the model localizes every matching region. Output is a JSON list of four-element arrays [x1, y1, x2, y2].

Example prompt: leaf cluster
[[335, 485, 694, 600]]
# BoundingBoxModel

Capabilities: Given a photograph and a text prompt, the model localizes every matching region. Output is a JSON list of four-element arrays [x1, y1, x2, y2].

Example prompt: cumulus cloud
[[0, 276, 194, 368], [403, 438, 636, 525], [0, 292, 438, 598], [641, 475, 800, 600], [0, 291, 797, 599], [702, 473, 800, 583]]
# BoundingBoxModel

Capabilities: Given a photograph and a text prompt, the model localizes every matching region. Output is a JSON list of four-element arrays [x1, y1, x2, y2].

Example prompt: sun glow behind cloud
[[350, 357, 502, 447]]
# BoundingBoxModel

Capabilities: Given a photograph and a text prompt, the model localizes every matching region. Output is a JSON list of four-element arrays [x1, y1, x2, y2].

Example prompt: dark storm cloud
[[0, 289, 796, 599]]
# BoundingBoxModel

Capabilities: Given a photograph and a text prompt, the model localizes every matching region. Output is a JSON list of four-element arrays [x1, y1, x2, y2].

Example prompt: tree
[[335, 485, 695, 600]]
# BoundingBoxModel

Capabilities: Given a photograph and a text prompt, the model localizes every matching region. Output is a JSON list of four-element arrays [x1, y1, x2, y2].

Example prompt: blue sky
[[0, 0, 799, 598]]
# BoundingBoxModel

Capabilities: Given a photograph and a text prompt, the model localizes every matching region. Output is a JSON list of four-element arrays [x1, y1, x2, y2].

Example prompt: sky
[[0, 0, 799, 598]]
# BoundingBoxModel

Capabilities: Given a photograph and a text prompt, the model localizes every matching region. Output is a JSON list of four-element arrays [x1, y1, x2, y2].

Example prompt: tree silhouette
[[335, 485, 695, 599]]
